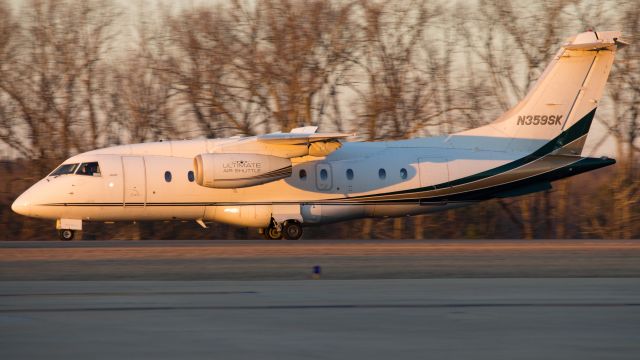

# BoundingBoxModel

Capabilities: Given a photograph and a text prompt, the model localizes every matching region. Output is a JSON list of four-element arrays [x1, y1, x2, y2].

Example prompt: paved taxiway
[[1, 240, 639, 359], [1, 279, 639, 359]]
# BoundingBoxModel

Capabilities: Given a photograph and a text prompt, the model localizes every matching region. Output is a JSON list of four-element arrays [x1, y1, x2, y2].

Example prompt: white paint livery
[[12, 31, 626, 240]]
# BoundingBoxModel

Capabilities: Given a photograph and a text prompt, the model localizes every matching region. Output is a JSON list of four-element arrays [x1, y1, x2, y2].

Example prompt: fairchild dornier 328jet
[[12, 31, 626, 240]]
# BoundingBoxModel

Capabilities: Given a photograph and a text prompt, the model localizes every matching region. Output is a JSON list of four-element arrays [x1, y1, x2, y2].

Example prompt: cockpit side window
[[76, 162, 101, 176], [50, 163, 79, 176]]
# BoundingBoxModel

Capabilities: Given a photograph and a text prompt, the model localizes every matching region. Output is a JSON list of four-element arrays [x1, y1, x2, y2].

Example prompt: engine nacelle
[[194, 153, 292, 189], [203, 205, 272, 227]]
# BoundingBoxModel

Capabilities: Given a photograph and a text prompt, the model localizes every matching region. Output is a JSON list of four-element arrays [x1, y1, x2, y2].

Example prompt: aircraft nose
[[12, 192, 32, 216]]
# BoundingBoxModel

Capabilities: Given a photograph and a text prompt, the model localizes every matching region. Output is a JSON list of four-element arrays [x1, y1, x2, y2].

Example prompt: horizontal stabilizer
[[563, 31, 622, 51], [495, 182, 552, 198]]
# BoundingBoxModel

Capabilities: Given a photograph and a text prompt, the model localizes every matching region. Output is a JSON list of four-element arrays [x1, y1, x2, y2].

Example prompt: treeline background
[[0, 0, 638, 240]]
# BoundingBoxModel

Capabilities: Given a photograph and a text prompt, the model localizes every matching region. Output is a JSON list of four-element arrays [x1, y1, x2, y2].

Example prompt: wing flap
[[257, 132, 353, 145], [257, 126, 355, 145]]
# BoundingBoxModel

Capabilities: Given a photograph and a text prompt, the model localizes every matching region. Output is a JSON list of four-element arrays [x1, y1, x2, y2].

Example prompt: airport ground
[[2, 239, 640, 280], [1, 240, 639, 359]]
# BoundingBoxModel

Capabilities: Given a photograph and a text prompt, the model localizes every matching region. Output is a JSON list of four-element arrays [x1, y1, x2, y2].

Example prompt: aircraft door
[[316, 163, 333, 191], [418, 157, 450, 189], [122, 156, 146, 205]]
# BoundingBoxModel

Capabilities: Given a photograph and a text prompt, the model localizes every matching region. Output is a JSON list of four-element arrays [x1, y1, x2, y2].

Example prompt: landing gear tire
[[283, 220, 303, 240], [263, 226, 283, 240], [59, 229, 75, 241]]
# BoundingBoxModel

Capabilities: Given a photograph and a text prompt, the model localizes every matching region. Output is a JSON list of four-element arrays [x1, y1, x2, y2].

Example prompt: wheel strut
[[262, 219, 283, 240]]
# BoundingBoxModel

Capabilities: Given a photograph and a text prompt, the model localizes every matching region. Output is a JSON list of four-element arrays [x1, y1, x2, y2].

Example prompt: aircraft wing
[[257, 132, 353, 145], [211, 127, 355, 158], [251, 127, 355, 157]]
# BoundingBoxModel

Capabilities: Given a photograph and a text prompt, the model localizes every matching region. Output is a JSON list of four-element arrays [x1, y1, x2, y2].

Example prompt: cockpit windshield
[[76, 162, 101, 176], [50, 163, 79, 176], [49, 161, 101, 177]]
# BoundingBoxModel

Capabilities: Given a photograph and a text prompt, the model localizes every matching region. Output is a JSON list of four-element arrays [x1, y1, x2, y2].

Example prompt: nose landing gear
[[56, 219, 82, 241], [263, 225, 283, 240], [261, 219, 303, 240]]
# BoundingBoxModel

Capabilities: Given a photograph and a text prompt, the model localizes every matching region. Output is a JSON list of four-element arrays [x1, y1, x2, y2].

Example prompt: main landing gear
[[262, 219, 303, 240], [58, 229, 75, 241]]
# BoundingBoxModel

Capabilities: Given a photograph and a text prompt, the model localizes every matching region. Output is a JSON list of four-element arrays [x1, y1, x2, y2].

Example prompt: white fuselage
[[13, 135, 523, 228]]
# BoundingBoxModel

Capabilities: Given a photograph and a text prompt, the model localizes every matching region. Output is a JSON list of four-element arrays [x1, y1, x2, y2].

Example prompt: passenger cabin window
[[187, 171, 195, 182], [378, 168, 386, 180], [320, 169, 328, 180], [76, 162, 101, 176], [299, 169, 307, 180], [400, 168, 408, 180], [50, 163, 79, 176], [165, 171, 172, 182], [346, 169, 354, 180]]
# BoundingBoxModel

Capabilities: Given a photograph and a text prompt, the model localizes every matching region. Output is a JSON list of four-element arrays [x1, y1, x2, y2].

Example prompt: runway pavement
[[1, 239, 640, 280], [1, 279, 639, 359], [2, 240, 639, 359]]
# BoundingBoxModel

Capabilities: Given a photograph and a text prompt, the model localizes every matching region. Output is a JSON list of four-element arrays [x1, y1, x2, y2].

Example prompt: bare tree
[[0, 0, 24, 157], [351, 0, 444, 141], [0, 0, 118, 173], [161, 0, 357, 138], [106, 11, 178, 144], [590, 3, 640, 239], [161, 4, 246, 137], [253, 0, 357, 131]]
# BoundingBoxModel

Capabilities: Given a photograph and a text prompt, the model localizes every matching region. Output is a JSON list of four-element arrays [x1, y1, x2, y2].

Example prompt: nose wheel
[[263, 225, 283, 240], [58, 229, 75, 241]]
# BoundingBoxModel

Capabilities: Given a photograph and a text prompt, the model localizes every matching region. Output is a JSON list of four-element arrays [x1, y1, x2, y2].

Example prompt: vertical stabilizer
[[458, 31, 624, 155]]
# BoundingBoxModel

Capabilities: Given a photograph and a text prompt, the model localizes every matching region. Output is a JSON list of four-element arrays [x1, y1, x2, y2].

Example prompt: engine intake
[[194, 153, 292, 189]]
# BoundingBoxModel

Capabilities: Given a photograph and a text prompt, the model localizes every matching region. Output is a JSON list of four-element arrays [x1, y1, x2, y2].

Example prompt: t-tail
[[459, 30, 627, 156]]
